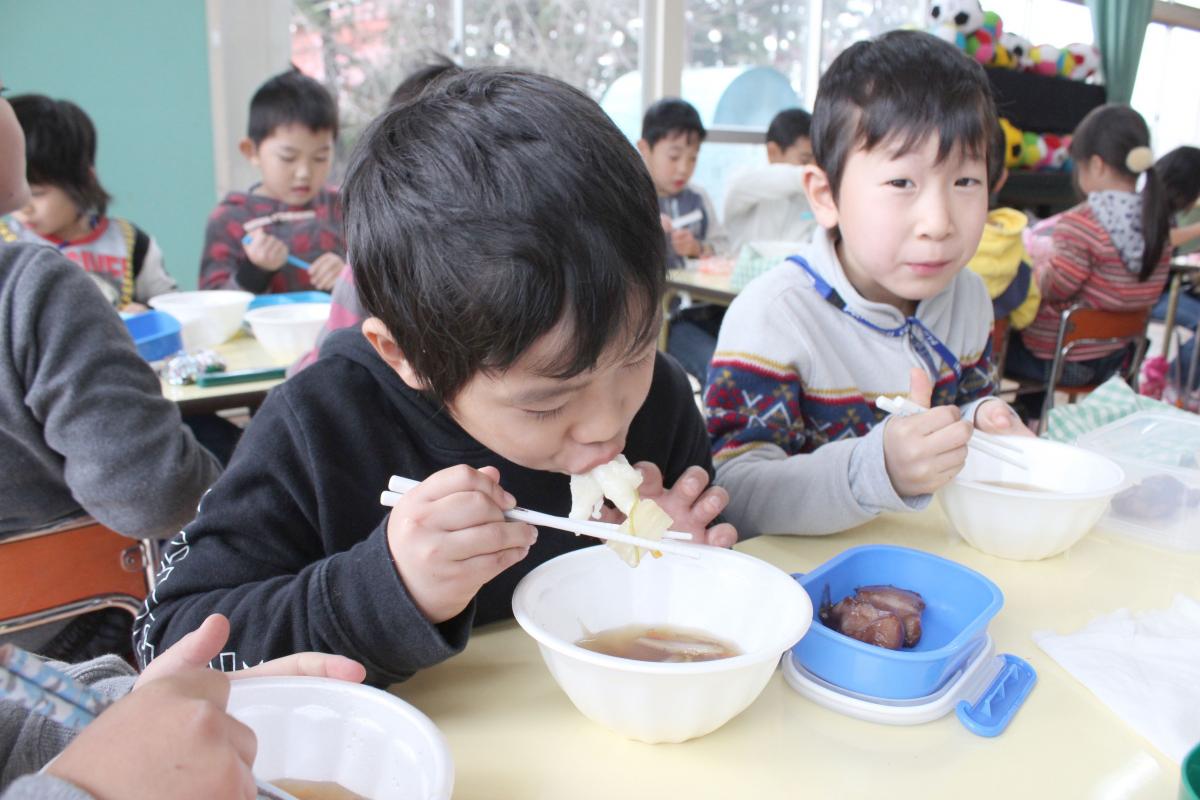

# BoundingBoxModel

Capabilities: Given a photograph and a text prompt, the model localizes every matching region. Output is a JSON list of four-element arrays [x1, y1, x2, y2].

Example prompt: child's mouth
[[907, 260, 950, 275]]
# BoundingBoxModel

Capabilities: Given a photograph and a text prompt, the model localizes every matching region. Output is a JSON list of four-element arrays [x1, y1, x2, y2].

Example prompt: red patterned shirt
[[1020, 202, 1170, 361], [198, 186, 344, 294]]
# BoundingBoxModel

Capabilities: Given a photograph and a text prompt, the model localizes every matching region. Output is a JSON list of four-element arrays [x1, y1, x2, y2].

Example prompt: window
[[984, 0, 1093, 48], [291, 0, 641, 160], [1132, 23, 1200, 156]]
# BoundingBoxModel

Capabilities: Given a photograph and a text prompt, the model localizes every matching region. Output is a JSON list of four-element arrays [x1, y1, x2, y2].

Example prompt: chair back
[[0, 518, 155, 636], [991, 316, 1011, 380], [1042, 304, 1151, 419]]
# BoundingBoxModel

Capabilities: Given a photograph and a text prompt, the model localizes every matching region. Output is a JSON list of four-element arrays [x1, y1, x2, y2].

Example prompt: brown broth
[[270, 779, 369, 800], [575, 624, 741, 663], [974, 479, 1051, 493]]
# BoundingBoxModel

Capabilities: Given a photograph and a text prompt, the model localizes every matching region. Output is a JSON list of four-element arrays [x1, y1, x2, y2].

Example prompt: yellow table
[[392, 507, 1198, 799], [159, 333, 285, 415]]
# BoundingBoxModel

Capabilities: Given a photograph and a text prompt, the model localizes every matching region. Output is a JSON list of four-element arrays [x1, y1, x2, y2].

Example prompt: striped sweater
[[704, 229, 997, 537], [1021, 202, 1171, 361]]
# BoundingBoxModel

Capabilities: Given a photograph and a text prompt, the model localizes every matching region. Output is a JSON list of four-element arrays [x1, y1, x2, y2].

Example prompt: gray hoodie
[[0, 242, 220, 539]]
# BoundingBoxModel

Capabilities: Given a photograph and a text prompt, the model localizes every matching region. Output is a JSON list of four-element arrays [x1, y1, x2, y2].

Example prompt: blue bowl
[[247, 290, 332, 311], [791, 545, 1003, 700], [123, 310, 183, 362]]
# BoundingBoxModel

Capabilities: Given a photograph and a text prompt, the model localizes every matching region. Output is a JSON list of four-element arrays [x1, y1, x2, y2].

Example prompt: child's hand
[[386, 465, 537, 623], [48, 669, 258, 800], [120, 302, 149, 314], [660, 213, 674, 233], [242, 229, 288, 271], [670, 228, 702, 258], [973, 399, 1035, 437], [594, 463, 737, 548], [308, 252, 345, 291], [882, 368, 973, 496], [136, 613, 366, 689]]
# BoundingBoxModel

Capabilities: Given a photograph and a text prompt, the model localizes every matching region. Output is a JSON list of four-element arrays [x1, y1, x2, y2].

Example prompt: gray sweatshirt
[[0, 655, 135, 800], [0, 242, 220, 539]]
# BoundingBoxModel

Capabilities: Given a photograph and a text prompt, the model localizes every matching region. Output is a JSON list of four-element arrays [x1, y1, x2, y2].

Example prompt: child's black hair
[[388, 55, 462, 108], [1155, 145, 1200, 215], [811, 30, 998, 200], [1069, 104, 1169, 281], [641, 98, 706, 149], [766, 108, 812, 149], [11, 94, 110, 216], [344, 68, 665, 404], [247, 68, 338, 144]]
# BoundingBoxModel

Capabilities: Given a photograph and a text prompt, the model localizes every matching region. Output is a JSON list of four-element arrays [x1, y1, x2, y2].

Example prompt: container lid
[[1076, 412, 1200, 472], [782, 636, 1036, 736]]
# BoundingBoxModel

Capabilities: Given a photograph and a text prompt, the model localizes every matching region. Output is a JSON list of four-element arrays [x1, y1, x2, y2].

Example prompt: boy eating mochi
[[706, 30, 1027, 539], [136, 69, 736, 687]]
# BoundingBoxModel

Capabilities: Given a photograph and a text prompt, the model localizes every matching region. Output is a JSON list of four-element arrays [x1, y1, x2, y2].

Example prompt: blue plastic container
[[791, 545, 1003, 700], [123, 310, 183, 362], [247, 290, 332, 311]]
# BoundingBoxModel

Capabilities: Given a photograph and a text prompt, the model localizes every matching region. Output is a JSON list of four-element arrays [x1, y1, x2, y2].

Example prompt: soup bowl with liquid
[[939, 435, 1125, 561], [511, 544, 812, 744], [226, 676, 453, 800]]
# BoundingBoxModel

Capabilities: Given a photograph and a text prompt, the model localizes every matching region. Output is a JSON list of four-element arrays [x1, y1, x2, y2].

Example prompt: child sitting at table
[[198, 68, 345, 294], [965, 118, 1041, 332], [639, 98, 730, 382], [134, 69, 737, 687], [723, 108, 818, 255], [0, 95, 176, 313], [1005, 104, 1173, 421], [705, 30, 1025, 538]]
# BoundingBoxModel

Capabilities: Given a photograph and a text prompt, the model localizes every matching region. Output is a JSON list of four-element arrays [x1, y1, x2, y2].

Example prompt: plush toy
[[1018, 131, 1043, 168], [1035, 134, 1063, 170], [999, 118, 1023, 169], [929, 21, 967, 49], [999, 31, 1033, 71], [1028, 44, 1062, 77], [1064, 43, 1101, 81], [928, 0, 984, 35], [965, 10, 1002, 64]]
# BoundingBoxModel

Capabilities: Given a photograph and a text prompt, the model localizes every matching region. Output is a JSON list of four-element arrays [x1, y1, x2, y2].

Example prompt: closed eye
[[524, 406, 565, 421]]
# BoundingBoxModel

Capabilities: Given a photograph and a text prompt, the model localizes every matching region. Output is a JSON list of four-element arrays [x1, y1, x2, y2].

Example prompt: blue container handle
[[955, 654, 1037, 737]]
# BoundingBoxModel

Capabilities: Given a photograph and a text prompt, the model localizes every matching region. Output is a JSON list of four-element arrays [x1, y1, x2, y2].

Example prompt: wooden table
[[159, 333, 285, 415], [1159, 253, 1200, 358], [392, 507, 1198, 799], [659, 268, 738, 350]]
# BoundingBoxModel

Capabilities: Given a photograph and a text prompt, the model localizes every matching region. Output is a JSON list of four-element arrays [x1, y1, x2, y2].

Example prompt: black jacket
[[135, 329, 713, 686]]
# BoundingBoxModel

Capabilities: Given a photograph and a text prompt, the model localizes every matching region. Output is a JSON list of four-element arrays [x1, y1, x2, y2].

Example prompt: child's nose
[[915, 189, 953, 240]]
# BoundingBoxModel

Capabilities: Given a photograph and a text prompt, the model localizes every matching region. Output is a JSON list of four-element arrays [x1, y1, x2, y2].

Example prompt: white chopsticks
[[874, 396, 1029, 471], [380, 475, 701, 559]]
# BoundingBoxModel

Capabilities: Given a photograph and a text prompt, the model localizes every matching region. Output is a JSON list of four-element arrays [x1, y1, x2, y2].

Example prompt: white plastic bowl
[[227, 676, 453, 800], [939, 435, 1125, 561], [148, 290, 253, 350], [512, 544, 812, 743], [244, 303, 332, 365]]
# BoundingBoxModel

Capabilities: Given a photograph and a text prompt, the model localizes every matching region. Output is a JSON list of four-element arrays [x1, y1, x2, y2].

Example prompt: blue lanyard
[[786, 255, 963, 381]]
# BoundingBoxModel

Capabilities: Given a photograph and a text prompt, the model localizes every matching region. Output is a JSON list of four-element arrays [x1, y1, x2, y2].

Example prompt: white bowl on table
[[512, 544, 812, 744], [939, 435, 1126, 561], [148, 290, 253, 350], [244, 303, 332, 365], [227, 676, 454, 800]]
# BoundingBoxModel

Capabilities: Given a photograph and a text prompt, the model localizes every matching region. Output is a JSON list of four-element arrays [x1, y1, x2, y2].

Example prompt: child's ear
[[362, 317, 425, 391], [802, 165, 840, 229], [238, 138, 259, 164], [636, 138, 651, 161], [766, 141, 783, 164]]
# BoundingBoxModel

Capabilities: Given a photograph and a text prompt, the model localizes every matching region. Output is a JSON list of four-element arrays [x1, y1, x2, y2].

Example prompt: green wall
[[0, 1, 215, 288]]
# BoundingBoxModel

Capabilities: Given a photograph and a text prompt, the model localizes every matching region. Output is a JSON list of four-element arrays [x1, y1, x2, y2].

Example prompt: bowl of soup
[[226, 677, 453, 800], [511, 544, 812, 743], [938, 435, 1125, 561]]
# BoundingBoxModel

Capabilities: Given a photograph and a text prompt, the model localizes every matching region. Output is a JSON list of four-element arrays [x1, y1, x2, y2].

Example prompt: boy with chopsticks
[[705, 31, 1029, 539], [137, 69, 737, 688]]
